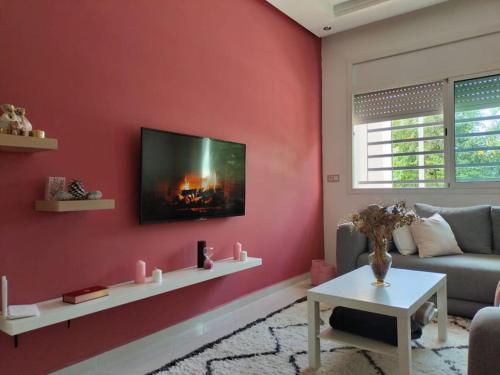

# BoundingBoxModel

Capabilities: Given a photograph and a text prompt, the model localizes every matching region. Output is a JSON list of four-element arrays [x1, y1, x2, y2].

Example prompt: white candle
[[135, 260, 146, 284], [152, 268, 163, 283], [239, 251, 248, 262], [2, 276, 8, 319], [233, 242, 242, 260]]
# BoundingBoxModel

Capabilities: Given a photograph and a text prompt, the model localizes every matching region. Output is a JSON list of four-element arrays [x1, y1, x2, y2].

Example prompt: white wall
[[322, 0, 500, 265]]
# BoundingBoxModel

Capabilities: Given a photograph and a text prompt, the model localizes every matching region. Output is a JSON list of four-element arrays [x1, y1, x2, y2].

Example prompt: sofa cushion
[[410, 213, 462, 258], [414, 203, 492, 254], [492, 207, 500, 255], [356, 253, 500, 304]]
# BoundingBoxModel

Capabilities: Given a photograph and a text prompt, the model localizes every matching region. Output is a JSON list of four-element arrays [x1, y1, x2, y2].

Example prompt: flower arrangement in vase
[[344, 201, 418, 287]]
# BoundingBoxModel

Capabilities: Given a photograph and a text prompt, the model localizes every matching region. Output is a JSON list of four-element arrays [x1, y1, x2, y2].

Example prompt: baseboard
[[52, 272, 310, 374]]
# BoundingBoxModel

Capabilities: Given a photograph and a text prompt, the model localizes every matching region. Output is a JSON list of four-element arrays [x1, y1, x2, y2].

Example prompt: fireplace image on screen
[[140, 128, 246, 223]]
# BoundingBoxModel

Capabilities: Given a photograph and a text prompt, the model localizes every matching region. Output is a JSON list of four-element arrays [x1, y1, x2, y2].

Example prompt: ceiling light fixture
[[333, 0, 390, 17]]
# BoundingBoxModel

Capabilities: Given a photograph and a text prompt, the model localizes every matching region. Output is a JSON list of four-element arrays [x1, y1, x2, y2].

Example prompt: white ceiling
[[266, 0, 449, 37]]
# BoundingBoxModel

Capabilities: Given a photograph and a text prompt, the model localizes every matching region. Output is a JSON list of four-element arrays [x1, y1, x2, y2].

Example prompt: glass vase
[[368, 239, 392, 287]]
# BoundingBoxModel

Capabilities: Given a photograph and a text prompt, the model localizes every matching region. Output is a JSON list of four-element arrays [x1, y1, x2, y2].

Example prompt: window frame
[[349, 67, 500, 193], [448, 70, 500, 189]]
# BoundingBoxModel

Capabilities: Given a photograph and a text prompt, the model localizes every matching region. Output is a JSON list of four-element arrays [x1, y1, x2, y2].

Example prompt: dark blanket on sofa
[[329, 306, 422, 346]]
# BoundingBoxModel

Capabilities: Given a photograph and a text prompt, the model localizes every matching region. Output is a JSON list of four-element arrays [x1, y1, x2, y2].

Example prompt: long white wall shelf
[[0, 257, 262, 339]]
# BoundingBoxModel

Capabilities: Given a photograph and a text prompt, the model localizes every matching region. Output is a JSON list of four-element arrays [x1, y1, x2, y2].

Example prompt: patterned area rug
[[147, 297, 470, 375]]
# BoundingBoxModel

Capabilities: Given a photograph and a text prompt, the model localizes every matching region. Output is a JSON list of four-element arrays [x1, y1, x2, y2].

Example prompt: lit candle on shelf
[[135, 260, 146, 284], [239, 251, 248, 262], [152, 268, 163, 284], [233, 242, 242, 260]]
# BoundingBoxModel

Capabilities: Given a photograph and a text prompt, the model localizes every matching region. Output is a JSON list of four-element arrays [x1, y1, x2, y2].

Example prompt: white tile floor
[[53, 277, 309, 375]]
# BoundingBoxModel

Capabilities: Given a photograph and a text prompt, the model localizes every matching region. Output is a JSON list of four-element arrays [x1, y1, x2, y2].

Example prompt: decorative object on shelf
[[233, 242, 242, 260], [344, 201, 418, 287], [0, 104, 33, 135], [7, 305, 40, 319], [45, 177, 66, 201], [203, 247, 214, 270], [62, 286, 109, 304], [9, 120, 22, 136], [68, 179, 88, 200], [135, 260, 146, 284], [310, 259, 336, 286], [2, 276, 8, 319], [239, 250, 248, 262], [0, 104, 19, 133], [31, 130, 45, 138], [87, 191, 103, 200], [197, 240, 206, 268], [152, 268, 163, 284], [56, 179, 103, 201], [14, 107, 32, 133]]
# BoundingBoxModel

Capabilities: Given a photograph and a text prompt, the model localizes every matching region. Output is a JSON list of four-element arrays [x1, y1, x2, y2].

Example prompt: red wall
[[0, 1, 322, 373]]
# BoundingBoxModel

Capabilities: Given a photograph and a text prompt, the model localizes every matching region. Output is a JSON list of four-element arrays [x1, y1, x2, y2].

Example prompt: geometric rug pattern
[[147, 297, 470, 375]]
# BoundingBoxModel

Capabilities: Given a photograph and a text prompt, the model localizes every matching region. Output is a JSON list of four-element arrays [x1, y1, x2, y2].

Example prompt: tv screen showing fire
[[140, 128, 246, 223]]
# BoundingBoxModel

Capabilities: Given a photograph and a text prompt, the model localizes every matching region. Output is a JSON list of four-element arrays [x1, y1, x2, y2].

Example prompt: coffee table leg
[[397, 315, 412, 375], [437, 282, 448, 341], [308, 298, 320, 369]]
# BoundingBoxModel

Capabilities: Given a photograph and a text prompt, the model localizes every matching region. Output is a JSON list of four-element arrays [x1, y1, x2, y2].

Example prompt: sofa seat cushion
[[414, 203, 492, 254], [356, 253, 500, 304]]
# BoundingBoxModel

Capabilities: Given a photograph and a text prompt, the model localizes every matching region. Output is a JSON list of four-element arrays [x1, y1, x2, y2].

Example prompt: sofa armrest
[[336, 223, 368, 276], [468, 307, 500, 375]]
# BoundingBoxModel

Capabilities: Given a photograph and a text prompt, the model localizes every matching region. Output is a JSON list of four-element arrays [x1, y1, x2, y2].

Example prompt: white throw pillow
[[410, 213, 463, 258], [393, 226, 417, 255]]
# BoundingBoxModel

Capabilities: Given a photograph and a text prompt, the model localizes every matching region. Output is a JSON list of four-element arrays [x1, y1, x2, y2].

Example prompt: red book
[[62, 286, 109, 304]]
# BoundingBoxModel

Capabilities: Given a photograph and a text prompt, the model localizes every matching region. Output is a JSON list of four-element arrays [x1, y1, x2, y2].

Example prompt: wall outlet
[[327, 174, 340, 183]]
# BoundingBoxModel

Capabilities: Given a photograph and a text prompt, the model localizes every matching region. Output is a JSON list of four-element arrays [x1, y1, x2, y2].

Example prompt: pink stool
[[310, 260, 336, 286]]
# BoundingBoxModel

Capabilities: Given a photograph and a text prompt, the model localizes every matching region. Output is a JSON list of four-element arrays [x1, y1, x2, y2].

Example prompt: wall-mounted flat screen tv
[[140, 128, 246, 223]]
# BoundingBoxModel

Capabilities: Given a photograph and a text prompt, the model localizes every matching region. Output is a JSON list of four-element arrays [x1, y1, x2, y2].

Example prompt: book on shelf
[[62, 286, 109, 304]]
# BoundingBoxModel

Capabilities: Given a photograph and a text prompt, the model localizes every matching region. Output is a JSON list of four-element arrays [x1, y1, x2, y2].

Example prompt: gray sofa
[[336, 204, 500, 318]]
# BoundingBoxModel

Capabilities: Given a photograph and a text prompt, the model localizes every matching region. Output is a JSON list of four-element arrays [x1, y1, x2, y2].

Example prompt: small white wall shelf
[[0, 133, 58, 152], [35, 199, 115, 212], [0, 257, 262, 340]]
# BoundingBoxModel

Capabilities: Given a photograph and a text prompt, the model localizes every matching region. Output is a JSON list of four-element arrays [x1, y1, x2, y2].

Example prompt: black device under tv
[[139, 127, 246, 224]]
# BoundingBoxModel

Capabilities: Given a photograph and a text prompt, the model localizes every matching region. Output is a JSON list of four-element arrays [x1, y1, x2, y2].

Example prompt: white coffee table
[[307, 266, 447, 375]]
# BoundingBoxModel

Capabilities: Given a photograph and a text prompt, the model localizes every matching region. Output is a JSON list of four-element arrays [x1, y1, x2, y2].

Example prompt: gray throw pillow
[[492, 207, 500, 255], [414, 203, 492, 254]]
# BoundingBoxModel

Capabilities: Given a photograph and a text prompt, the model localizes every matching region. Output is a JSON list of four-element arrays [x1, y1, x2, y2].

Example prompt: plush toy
[[0, 104, 20, 132], [14, 107, 32, 133], [0, 104, 33, 135]]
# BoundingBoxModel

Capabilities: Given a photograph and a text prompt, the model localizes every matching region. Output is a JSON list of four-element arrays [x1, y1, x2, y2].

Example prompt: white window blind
[[454, 74, 500, 182], [352, 81, 447, 188], [353, 81, 445, 125]]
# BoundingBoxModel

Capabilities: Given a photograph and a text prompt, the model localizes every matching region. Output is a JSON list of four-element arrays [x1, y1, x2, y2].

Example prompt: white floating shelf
[[0, 133, 58, 152], [0, 257, 262, 336], [35, 199, 115, 212]]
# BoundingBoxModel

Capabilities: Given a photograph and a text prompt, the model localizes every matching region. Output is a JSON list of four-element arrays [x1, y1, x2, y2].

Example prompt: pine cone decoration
[[68, 179, 88, 200]]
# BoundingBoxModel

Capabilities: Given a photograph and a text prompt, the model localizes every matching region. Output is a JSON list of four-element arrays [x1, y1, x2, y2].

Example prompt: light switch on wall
[[327, 174, 340, 183]]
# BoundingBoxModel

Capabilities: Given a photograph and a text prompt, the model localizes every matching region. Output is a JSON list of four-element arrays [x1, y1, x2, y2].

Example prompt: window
[[454, 74, 500, 182], [352, 73, 500, 189], [352, 81, 446, 188]]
